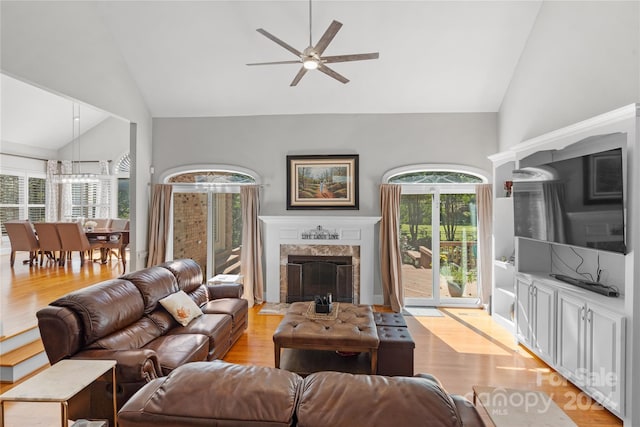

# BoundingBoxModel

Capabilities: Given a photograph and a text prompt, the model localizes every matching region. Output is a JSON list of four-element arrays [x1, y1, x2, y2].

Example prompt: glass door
[[438, 192, 478, 303], [401, 190, 479, 307], [401, 192, 437, 306]]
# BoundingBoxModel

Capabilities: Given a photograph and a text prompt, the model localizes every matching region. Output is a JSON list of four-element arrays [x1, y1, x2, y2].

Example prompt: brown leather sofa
[[36, 258, 248, 415], [118, 360, 486, 427]]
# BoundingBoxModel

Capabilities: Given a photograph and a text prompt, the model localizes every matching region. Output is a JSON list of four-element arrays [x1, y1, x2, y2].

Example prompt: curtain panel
[[475, 183, 493, 306], [240, 185, 264, 307], [147, 183, 173, 267], [379, 183, 403, 312], [45, 160, 59, 221]]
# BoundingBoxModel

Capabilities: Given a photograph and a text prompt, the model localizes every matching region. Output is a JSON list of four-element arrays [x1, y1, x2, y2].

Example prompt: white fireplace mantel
[[259, 216, 381, 304]]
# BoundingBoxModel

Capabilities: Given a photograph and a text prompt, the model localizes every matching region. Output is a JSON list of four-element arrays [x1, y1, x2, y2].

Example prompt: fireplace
[[280, 244, 360, 303], [286, 255, 353, 303], [260, 216, 381, 304]]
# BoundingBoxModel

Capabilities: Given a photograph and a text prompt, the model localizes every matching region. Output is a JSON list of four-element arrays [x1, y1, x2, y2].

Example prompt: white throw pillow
[[159, 290, 203, 326]]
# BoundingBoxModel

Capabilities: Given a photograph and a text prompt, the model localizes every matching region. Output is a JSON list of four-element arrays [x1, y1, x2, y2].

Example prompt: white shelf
[[494, 259, 514, 270]]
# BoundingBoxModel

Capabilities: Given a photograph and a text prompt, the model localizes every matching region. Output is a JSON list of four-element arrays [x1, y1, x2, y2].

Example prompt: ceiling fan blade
[[322, 52, 379, 63], [256, 28, 302, 57], [290, 67, 308, 87], [313, 20, 343, 55], [317, 63, 349, 84], [247, 60, 301, 66]]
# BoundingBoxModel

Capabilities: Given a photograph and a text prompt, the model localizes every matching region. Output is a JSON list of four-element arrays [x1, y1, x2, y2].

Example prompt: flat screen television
[[512, 147, 626, 254]]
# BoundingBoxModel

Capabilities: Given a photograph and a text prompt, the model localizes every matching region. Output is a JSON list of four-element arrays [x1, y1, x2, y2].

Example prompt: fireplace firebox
[[286, 255, 353, 303]]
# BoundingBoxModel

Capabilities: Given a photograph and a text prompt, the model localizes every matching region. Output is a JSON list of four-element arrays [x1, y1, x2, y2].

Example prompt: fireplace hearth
[[287, 255, 353, 303]]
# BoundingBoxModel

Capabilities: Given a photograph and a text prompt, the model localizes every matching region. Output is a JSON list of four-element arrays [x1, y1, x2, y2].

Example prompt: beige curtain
[[147, 184, 173, 267], [380, 184, 403, 312], [46, 160, 59, 221], [240, 185, 264, 307], [476, 184, 493, 306]]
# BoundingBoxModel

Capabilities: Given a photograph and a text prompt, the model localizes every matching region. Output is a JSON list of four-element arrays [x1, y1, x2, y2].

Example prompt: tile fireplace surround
[[260, 216, 381, 304]]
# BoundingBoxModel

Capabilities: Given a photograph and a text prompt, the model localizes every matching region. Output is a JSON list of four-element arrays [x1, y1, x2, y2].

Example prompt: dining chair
[[33, 222, 64, 266], [92, 218, 112, 229], [4, 220, 39, 267], [110, 218, 130, 230], [104, 218, 130, 269], [56, 222, 104, 266]]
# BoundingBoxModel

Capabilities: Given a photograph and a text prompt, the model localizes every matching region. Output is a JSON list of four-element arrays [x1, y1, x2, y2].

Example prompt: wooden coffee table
[[273, 301, 379, 374]]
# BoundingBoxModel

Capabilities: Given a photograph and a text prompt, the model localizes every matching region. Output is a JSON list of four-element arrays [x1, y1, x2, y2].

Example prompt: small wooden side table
[[0, 359, 117, 427]]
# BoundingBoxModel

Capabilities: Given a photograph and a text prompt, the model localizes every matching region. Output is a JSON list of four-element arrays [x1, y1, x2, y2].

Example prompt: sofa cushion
[[89, 317, 163, 350], [122, 266, 179, 314], [168, 313, 233, 360], [118, 361, 303, 427], [51, 279, 144, 344], [159, 290, 203, 326], [188, 284, 209, 307], [297, 371, 462, 427], [201, 298, 248, 322], [159, 259, 204, 294], [143, 334, 209, 376]]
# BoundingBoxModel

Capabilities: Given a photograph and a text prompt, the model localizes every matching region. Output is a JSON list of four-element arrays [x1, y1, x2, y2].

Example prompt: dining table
[[85, 228, 130, 267]]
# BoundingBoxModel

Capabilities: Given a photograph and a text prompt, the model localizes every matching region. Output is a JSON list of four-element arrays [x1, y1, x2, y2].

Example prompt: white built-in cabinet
[[515, 273, 626, 417], [515, 275, 555, 365], [488, 152, 516, 332], [556, 290, 625, 416], [490, 104, 639, 425]]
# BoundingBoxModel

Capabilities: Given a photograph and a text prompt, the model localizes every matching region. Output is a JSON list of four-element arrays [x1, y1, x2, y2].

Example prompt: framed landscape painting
[[287, 154, 359, 210], [583, 151, 623, 204]]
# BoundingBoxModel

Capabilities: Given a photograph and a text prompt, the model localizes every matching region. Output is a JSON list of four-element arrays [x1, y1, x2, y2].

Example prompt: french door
[[400, 187, 478, 307], [171, 191, 241, 279]]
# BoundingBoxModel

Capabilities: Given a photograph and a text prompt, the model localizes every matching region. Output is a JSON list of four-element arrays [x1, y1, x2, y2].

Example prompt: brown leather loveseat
[[118, 360, 486, 427], [36, 258, 248, 413]]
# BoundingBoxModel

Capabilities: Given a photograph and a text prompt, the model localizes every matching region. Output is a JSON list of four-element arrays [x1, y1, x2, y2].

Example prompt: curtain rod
[[149, 182, 267, 187], [0, 153, 112, 163], [1, 152, 48, 162]]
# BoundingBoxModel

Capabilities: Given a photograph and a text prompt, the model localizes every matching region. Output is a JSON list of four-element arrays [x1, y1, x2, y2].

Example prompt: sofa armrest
[[73, 348, 161, 383], [451, 395, 486, 427], [207, 283, 244, 299]]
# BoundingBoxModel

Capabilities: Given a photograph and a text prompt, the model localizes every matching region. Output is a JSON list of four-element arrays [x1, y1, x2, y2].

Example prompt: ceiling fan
[[247, 0, 379, 86]]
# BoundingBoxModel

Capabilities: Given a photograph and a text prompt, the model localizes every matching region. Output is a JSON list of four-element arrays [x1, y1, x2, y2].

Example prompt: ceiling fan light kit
[[247, 0, 379, 86]]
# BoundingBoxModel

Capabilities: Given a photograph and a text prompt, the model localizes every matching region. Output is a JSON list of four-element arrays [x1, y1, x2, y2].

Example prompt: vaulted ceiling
[[2, 1, 543, 151]]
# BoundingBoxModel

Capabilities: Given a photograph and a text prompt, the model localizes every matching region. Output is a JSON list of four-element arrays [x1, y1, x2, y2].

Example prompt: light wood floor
[[0, 254, 622, 426]]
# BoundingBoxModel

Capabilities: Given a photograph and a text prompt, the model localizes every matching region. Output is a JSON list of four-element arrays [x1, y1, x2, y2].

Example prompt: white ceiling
[[1, 1, 542, 152], [1, 75, 111, 152], [96, 0, 542, 117]]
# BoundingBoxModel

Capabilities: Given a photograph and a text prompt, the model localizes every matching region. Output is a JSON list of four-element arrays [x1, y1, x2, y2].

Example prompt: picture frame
[[287, 154, 359, 210], [583, 151, 623, 204]]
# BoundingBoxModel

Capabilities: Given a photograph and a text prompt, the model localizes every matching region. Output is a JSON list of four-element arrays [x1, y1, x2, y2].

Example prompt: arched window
[[161, 166, 259, 279], [383, 165, 488, 307]]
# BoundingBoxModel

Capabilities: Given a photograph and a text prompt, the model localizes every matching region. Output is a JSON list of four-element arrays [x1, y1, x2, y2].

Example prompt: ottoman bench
[[376, 325, 415, 376], [273, 302, 379, 374], [373, 312, 408, 328]]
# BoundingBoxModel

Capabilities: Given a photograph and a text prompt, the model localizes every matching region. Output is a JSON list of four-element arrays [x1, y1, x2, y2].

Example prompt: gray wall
[[152, 113, 498, 215], [499, 1, 640, 149]]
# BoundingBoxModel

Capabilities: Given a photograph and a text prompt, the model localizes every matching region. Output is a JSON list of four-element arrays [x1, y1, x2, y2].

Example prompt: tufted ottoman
[[373, 311, 408, 327], [376, 325, 415, 376], [273, 301, 379, 374]]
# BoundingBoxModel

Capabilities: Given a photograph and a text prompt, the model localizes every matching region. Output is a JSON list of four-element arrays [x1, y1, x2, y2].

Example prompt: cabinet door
[[532, 283, 556, 364], [556, 292, 585, 383], [515, 278, 532, 344], [586, 304, 625, 415]]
